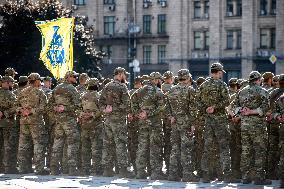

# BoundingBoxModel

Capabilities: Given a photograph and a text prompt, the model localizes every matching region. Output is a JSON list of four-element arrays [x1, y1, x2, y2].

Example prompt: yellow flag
[[35, 18, 74, 79]]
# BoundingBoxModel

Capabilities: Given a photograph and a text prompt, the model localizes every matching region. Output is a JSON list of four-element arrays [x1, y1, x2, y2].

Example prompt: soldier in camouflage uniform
[[161, 71, 174, 176], [166, 69, 199, 182], [131, 72, 165, 180], [272, 75, 280, 89], [0, 76, 18, 173], [233, 71, 271, 185], [79, 78, 103, 175], [76, 73, 89, 95], [262, 72, 274, 92], [99, 67, 133, 178], [227, 78, 242, 179], [17, 73, 49, 175], [194, 77, 206, 177], [49, 71, 81, 175], [273, 75, 284, 187], [198, 63, 236, 183], [128, 77, 143, 175], [266, 74, 284, 179]]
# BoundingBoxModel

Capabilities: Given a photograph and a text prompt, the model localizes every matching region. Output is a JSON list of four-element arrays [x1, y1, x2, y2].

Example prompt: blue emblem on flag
[[47, 26, 65, 67]]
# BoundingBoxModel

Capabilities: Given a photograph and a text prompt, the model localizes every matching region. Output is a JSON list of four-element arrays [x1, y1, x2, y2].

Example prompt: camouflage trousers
[[201, 115, 231, 176], [136, 117, 163, 175], [128, 119, 139, 174], [0, 119, 18, 173], [193, 119, 204, 176], [102, 116, 129, 169], [18, 121, 47, 173], [240, 117, 267, 180], [80, 119, 103, 175], [50, 115, 80, 174], [169, 116, 195, 178], [229, 121, 242, 178], [163, 117, 171, 175], [279, 123, 284, 180], [267, 122, 280, 179]]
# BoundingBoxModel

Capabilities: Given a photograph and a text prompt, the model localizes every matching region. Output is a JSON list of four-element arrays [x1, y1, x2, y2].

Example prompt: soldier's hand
[[266, 114, 273, 122], [169, 116, 176, 125], [0, 111, 3, 119], [232, 116, 241, 123], [128, 114, 134, 122], [103, 105, 113, 113], [22, 108, 30, 117], [206, 106, 214, 114], [54, 105, 65, 113], [138, 110, 147, 120], [277, 115, 284, 123]]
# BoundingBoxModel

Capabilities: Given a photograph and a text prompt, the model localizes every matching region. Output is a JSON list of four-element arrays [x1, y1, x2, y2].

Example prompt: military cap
[[86, 78, 99, 87], [28, 73, 42, 81], [113, 67, 129, 76], [64, 71, 79, 79], [149, 72, 162, 80], [229, 78, 238, 85], [43, 76, 52, 81], [249, 71, 262, 81], [279, 74, 284, 82], [177, 69, 191, 80], [141, 75, 150, 81], [237, 79, 244, 85], [134, 76, 142, 83], [1, 76, 15, 83], [79, 73, 89, 80], [18, 76, 28, 83], [103, 78, 112, 85], [5, 67, 18, 76], [163, 71, 173, 79], [211, 62, 226, 73], [262, 72, 274, 80], [196, 77, 206, 86], [273, 75, 280, 82]]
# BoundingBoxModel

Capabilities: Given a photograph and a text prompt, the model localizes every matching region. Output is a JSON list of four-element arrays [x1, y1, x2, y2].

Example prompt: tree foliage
[[0, 0, 105, 78]]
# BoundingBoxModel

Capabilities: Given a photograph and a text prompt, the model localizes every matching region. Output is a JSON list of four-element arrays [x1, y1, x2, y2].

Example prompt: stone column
[[233, 0, 238, 16], [200, 0, 205, 18]]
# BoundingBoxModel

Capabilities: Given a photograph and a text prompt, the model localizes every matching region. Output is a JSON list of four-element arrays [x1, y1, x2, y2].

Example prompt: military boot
[[35, 169, 50, 175], [136, 170, 148, 179], [202, 172, 211, 183], [150, 171, 167, 180], [254, 178, 272, 185], [182, 173, 200, 182], [68, 167, 80, 176], [118, 167, 135, 178], [103, 167, 114, 177], [168, 174, 180, 181]]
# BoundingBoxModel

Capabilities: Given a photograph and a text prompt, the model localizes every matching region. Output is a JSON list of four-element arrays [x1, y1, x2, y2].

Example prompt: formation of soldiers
[[1, 63, 284, 187]]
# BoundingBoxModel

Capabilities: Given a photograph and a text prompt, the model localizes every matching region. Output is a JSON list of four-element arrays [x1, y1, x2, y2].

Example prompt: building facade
[[2, 0, 284, 82]]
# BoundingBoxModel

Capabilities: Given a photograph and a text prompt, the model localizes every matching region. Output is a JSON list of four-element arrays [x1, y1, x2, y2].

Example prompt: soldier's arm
[[258, 90, 270, 116], [119, 85, 131, 114], [5, 93, 17, 118], [130, 90, 140, 115], [188, 87, 198, 119], [273, 96, 284, 119], [31, 91, 48, 115], [99, 88, 107, 111]]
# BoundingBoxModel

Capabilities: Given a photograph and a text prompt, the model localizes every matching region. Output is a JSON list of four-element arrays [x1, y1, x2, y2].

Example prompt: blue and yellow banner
[[35, 18, 74, 79]]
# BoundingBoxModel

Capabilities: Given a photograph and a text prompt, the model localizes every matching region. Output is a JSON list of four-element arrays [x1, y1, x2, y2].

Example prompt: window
[[226, 0, 234, 16], [194, 1, 201, 18], [236, 30, 242, 49], [236, 0, 242, 16], [204, 1, 210, 18], [101, 46, 113, 58], [157, 14, 166, 34], [271, 0, 276, 15], [227, 30, 234, 49], [104, 16, 115, 35], [260, 29, 268, 48], [205, 31, 209, 50], [271, 28, 276, 49], [143, 15, 151, 34], [194, 31, 202, 50], [143, 46, 152, 64], [227, 71, 241, 80], [158, 45, 166, 64], [74, 0, 85, 5], [103, 0, 115, 4], [260, 0, 267, 15]]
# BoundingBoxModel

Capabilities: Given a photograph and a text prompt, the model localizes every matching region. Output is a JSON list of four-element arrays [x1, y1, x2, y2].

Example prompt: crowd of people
[[0, 63, 284, 187]]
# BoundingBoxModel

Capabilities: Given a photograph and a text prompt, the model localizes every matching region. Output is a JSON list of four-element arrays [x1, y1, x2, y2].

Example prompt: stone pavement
[[0, 174, 279, 189]]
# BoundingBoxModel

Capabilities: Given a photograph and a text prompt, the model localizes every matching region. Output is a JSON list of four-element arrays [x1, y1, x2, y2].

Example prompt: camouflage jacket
[[17, 86, 47, 123], [165, 83, 197, 120], [99, 79, 130, 116], [197, 77, 230, 115], [76, 84, 87, 95], [0, 88, 16, 119], [80, 90, 102, 121], [49, 82, 81, 116], [131, 82, 164, 118], [161, 83, 173, 94], [233, 83, 269, 117]]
